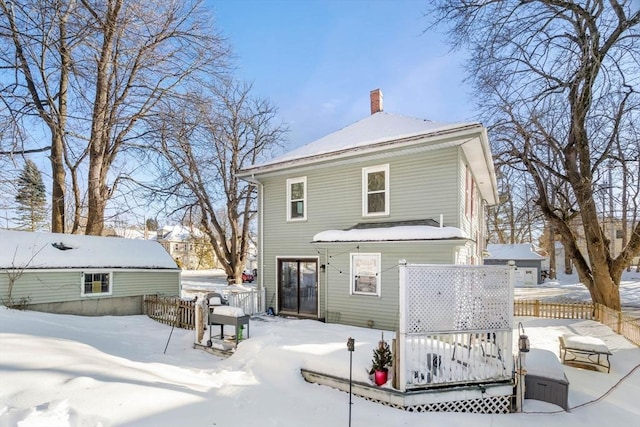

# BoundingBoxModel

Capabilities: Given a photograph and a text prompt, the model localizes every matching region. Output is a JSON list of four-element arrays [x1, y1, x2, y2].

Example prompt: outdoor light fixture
[[320, 264, 326, 272], [347, 337, 355, 427], [518, 322, 530, 353], [517, 322, 530, 412]]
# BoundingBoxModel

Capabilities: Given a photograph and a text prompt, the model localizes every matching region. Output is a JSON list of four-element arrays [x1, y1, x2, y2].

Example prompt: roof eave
[[311, 237, 470, 244], [238, 123, 484, 178]]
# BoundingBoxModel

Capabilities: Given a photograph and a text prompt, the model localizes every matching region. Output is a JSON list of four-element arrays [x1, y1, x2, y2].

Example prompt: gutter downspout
[[256, 176, 264, 312], [245, 174, 265, 312]]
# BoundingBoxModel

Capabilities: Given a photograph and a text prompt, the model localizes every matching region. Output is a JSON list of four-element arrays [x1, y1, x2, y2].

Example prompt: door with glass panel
[[278, 259, 317, 316]]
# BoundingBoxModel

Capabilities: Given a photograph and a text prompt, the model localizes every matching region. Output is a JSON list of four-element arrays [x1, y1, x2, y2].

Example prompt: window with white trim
[[350, 253, 381, 296], [286, 177, 307, 221], [465, 165, 476, 220], [81, 272, 112, 296], [362, 164, 389, 217]]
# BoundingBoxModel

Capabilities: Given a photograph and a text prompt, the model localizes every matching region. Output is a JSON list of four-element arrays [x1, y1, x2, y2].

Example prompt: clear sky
[[209, 0, 475, 150]]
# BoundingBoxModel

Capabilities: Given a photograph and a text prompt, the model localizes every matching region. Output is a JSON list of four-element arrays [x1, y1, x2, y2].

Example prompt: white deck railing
[[398, 264, 515, 392], [402, 330, 512, 389], [220, 288, 264, 315]]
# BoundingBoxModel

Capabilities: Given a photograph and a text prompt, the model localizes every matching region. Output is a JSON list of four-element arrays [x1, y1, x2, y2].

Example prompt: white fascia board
[[239, 124, 484, 180]]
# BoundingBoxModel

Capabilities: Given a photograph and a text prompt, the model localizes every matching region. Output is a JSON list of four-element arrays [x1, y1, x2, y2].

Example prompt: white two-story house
[[238, 89, 499, 330]]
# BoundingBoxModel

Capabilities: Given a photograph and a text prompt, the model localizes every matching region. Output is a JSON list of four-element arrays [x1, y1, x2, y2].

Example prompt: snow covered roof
[[239, 111, 499, 205], [312, 220, 468, 243], [244, 112, 480, 171], [155, 225, 204, 242], [486, 243, 545, 261], [0, 230, 179, 270]]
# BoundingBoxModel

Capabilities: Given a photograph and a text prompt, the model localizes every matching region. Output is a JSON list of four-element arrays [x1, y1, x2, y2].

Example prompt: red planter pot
[[374, 369, 388, 386]]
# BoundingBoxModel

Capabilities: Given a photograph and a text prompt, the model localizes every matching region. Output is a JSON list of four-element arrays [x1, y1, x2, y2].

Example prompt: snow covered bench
[[525, 348, 570, 411], [208, 306, 250, 347], [559, 334, 611, 373]]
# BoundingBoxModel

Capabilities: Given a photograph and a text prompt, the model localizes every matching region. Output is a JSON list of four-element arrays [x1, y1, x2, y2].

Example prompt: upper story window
[[287, 177, 307, 221], [82, 272, 112, 296], [465, 165, 475, 220], [362, 164, 389, 217]]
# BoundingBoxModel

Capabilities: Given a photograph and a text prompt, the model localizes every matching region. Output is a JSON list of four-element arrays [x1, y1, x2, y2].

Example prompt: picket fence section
[[514, 299, 639, 346], [144, 288, 264, 330], [143, 295, 196, 330], [596, 303, 640, 346], [514, 300, 595, 319], [144, 291, 639, 348]]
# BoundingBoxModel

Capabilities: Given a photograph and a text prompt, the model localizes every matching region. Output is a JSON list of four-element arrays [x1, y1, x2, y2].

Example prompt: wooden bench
[[559, 334, 611, 373]]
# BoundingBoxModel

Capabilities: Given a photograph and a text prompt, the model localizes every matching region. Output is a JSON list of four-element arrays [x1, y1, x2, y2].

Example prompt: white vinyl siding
[[0, 270, 180, 306], [286, 177, 307, 221], [258, 147, 463, 328], [362, 164, 389, 217]]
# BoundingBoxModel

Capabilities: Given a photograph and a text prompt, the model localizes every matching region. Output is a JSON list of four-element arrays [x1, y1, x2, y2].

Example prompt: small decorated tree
[[371, 332, 392, 373]]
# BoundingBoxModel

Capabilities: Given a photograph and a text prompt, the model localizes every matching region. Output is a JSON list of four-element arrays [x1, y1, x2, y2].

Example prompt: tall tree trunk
[[83, 0, 121, 235], [50, 128, 66, 233], [548, 223, 556, 279], [575, 187, 621, 310], [85, 156, 108, 235], [563, 247, 572, 275]]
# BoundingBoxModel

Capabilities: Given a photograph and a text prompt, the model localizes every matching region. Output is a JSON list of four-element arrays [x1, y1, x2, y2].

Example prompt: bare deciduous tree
[[429, 0, 640, 309], [1, 0, 229, 235], [148, 81, 286, 283], [1, 0, 75, 232]]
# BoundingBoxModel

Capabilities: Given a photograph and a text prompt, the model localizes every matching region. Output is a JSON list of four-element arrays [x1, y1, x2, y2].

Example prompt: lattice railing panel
[[398, 264, 515, 392], [402, 265, 513, 334]]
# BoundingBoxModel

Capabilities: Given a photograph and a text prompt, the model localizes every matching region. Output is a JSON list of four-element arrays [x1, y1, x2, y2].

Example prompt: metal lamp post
[[517, 322, 530, 411], [347, 337, 355, 427]]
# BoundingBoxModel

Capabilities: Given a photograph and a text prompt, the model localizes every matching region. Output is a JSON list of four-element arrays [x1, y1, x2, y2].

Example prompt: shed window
[[350, 253, 381, 296], [82, 272, 112, 296]]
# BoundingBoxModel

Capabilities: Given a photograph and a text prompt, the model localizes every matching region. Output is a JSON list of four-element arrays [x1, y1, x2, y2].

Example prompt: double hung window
[[362, 164, 389, 217], [287, 177, 307, 221], [350, 253, 381, 296]]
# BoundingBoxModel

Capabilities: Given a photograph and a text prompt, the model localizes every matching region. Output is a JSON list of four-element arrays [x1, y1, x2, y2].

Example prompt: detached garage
[[0, 230, 180, 315], [484, 243, 545, 285]]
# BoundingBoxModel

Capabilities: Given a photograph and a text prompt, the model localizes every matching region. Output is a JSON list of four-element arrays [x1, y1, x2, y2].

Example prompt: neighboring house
[[154, 225, 218, 270], [573, 217, 640, 268], [238, 89, 499, 330], [484, 243, 545, 285], [0, 230, 180, 315]]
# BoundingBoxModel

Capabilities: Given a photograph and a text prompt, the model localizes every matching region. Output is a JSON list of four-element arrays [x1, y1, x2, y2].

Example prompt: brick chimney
[[370, 89, 383, 114]]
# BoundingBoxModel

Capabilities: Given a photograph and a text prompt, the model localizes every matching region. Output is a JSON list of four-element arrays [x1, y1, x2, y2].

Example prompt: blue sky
[[210, 0, 475, 150]]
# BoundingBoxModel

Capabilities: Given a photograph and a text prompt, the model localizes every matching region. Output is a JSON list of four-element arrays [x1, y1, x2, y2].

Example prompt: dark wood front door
[[278, 258, 318, 316]]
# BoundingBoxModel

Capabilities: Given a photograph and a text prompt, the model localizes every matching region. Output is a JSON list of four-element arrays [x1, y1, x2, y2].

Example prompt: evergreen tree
[[15, 160, 48, 231]]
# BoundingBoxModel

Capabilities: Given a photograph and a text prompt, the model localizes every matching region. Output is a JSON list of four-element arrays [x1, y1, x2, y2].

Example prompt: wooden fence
[[514, 300, 595, 319], [514, 299, 640, 346], [596, 303, 640, 346], [143, 295, 196, 330], [143, 294, 640, 347]]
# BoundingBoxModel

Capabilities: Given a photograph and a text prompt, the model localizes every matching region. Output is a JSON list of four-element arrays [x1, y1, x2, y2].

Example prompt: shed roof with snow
[[485, 243, 545, 261], [0, 230, 179, 270]]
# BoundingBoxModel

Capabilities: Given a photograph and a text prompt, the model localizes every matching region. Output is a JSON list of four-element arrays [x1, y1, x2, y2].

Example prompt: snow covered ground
[[1, 271, 639, 426]]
